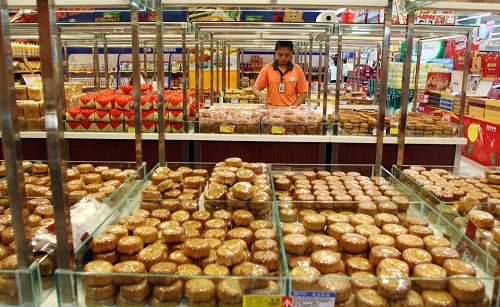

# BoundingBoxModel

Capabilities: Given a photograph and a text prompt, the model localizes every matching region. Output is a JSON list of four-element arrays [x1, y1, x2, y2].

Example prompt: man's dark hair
[[275, 41, 294, 52]]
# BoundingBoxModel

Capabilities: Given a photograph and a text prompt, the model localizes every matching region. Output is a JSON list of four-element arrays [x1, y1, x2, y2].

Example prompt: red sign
[[281, 296, 293, 307], [420, 103, 500, 166], [462, 116, 500, 166], [482, 53, 500, 78]]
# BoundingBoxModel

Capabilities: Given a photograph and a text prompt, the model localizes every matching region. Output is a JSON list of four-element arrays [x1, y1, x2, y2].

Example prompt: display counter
[[0, 131, 466, 168]]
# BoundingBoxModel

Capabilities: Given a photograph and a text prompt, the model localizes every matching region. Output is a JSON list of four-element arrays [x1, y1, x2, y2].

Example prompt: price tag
[[204, 98, 211, 108], [219, 125, 234, 134], [128, 127, 135, 133], [389, 127, 398, 135], [292, 291, 336, 307], [271, 126, 285, 135], [242, 295, 290, 307], [465, 220, 477, 240], [22, 74, 42, 87], [231, 98, 239, 104]]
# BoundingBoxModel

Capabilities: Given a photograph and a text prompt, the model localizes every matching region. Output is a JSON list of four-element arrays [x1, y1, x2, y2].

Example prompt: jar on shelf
[[199, 117, 214, 133], [235, 118, 248, 134]]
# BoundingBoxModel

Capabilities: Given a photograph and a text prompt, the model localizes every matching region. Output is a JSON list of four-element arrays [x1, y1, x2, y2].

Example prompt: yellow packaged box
[[485, 99, 500, 124], [467, 98, 485, 119]]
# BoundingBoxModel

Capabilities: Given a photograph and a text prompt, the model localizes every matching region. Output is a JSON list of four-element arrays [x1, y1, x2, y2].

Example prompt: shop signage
[[242, 295, 291, 307], [482, 53, 500, 78]]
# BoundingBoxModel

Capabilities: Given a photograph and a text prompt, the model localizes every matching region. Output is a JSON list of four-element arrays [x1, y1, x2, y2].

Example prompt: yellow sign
[[128, 127, 135, 133], [390, 127, 398, 135], [271, 126, 285, 135], [219, 125, 234, 133], [243, 295, 282, 307]]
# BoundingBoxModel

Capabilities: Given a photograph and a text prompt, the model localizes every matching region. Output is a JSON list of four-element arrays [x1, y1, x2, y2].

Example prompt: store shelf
[[332, 135, 467, 145], [3, 131, 467, 145], [14, 70, 40, 73], [241, 71, 260, 74]]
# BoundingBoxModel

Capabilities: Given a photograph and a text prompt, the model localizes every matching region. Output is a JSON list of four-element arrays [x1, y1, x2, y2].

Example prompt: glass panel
[[56, 161, 287, 305], [392, 164, 499, 260]]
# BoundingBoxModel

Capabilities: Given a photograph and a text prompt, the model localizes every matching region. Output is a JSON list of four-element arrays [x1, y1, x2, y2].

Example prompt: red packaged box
[[140, 95, 152, 110], [141, 109, 157, 121], [80, 109, 95, 122], [94, 110, 110, 122], [171, 122, 184, 133], [114, 95, 132, 110], [94, 122, 110, 132], [142, 120, 156, 133], [66, 121, 82, 132], [168, 110, 184, 122], [110, 121, 124, 132], [95, 95, 114, 110], [109, 109, 124, 121], [78, 93, 98, 109], [124, 110, 135, 121], [168, 95, 184, 110], [65, 106, 81, 121]]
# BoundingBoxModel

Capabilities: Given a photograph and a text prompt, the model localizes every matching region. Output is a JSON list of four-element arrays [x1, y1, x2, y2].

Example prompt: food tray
[[54, 165, 288, 306], [56, 163, 288, 306], [392, 165, 500, 258], [0, 161, 146, 306], [271, 164, 498, 305]]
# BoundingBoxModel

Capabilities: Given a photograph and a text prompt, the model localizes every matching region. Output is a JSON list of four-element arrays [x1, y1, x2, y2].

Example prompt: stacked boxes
[[65, 86, 197, 133], [485, 99, 500, 124], [387, 62, 450, 90], [15, 85, 45, 131]]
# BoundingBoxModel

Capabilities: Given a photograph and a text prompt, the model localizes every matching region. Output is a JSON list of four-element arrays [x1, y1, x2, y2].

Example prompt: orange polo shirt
[[254, 61, 308, 106]]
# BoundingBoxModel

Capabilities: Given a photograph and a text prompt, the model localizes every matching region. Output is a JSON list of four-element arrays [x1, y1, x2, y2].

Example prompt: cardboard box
[[468, 98, 486, 119], [485, 99, 500, 124]]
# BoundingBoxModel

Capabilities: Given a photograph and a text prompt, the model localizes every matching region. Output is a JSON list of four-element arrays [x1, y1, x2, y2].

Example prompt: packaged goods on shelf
[[329, 110, 457, 137], [199, 105, 323, 135], [224, 88, 258, 104], [484, 99, 500, 124], [10, 42, 40, 58], [66, 87, 198, 133], [395, 166, 500, 259], [388, 62, 449, 90]]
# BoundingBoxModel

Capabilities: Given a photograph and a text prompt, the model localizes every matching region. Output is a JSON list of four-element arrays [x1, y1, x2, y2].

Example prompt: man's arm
[[252, 86, 270, 104], [294, 92, 307, 106]]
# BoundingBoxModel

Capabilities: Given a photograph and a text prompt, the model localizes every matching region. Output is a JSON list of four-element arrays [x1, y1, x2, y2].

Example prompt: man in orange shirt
[[252, 41, 308, 106]]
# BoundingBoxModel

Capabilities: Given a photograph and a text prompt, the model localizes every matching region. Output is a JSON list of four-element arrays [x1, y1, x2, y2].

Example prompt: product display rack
[[1, 0, 500, 306]]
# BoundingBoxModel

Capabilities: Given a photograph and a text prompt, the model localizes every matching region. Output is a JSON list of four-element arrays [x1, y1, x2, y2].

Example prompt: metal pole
[[200, 37, 205, 112], [356, 50, 362, 91], [155, 0, 165, 166], [227, 44, 231, 91], [210, 33, 214, 104], [103, 35, 110, 88], [316, 41, 323, 107], [307, 38, 313, 103], [131, 6, 143, 166], [222, 41, 226, 95], [236, 48, 240, 88], [37, 0, 74, 303], [322, 37, 330, 118], [182, 31, 188, 130], [375, 0, 393, 172], [458, 30, 473, 133], [396, 9, 416, 168], [63, 41, 68, 82], [216, 41, 220, 96], [143, 41, 148, 79], [374, 43, 382, 103], [0, 0, 35, 304], [412, 41, 422, 112], [93, 35, 100, 91], [335, 28, 343, 124], [194, 32, 200, 118]]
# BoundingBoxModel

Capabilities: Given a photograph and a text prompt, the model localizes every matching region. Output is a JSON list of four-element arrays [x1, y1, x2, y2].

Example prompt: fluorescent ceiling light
[[491, 37, 500, 41], [456, 13, 491, 22], [492, 32, 500, 36], [352, 31, 370, 35]]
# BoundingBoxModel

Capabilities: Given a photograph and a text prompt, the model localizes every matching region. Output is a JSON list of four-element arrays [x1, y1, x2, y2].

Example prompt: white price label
[[292, 291, 335, 307], [231, 98, 239, 104]]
